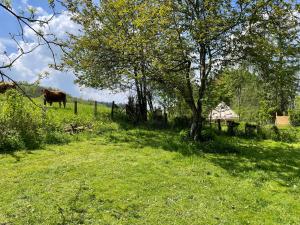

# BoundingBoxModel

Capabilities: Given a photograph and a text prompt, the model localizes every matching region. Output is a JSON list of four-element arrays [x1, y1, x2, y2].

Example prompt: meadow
[[0, 94, 299, 224]]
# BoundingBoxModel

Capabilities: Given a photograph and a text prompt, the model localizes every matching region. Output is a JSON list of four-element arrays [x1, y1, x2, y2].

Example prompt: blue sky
[[0, 0, 127, 103]]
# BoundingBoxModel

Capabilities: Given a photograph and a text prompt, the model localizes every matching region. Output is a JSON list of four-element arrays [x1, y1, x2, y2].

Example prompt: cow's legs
[[50, 102, 53, 106], [63, 100, 66, 108], [44, 99, 47, 106], [59, 102, 62, 108]]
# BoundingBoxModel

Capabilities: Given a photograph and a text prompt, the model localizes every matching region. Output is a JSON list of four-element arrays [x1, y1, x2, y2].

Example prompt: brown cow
[[0, 82, 16, 94], [43, 89, 66, 108]]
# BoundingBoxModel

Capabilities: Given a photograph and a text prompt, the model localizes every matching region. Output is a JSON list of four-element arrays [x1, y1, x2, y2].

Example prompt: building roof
[[209, 102, 239, 121]]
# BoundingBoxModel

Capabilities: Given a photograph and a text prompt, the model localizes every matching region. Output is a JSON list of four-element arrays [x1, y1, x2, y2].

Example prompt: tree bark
[[147, 90, 154, 113], [190, 108, 201, 140], [134, 68, 147, 122], [192, 43, 207, 141]]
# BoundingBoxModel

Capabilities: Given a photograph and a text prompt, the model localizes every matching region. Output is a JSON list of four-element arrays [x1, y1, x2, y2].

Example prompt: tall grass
[[0, 90, 113, 152]]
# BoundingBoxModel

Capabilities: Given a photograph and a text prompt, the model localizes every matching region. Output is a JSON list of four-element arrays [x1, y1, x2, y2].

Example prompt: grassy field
[[0, 96, 299, 224]]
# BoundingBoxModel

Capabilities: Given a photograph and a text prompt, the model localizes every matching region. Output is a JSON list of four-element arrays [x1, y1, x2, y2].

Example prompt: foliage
[[62, 0, 299, 140], [277, 128, 298, 143], [238, 124, 299, 143], [248, 9, 300, 116], [0, 90, 44, 151], [171, 116, 191, 129], [257, 100, 276, 124], [261, 125, 298, 143], [200, 127, 217, 142], [206, 68, 263, 122], [0, 90, 113, 151], [289, 109, 300, 126], [0, 124, 24, 151], [179, 129, 189, 141]]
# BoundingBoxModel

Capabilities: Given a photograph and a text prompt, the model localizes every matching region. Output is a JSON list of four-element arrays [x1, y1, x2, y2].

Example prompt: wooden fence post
[[74, 100, 78, 115], [111, 101, 115, 119], [94, 101, 97, 117]]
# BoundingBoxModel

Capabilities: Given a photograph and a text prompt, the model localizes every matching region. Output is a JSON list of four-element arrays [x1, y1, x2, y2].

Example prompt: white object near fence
[[209, 102, 239, 121]]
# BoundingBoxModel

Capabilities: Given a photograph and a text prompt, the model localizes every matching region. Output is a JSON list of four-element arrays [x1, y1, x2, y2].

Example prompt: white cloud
[[1, 10, 127, 103], [24, 11, 79, 40], [0, 38, 16, 50], [19, 0, 48, 16], [0, 42, 5, 52]]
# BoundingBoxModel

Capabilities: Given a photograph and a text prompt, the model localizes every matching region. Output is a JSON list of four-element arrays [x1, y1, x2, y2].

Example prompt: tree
[[63, 0, 299, 140], [62, 0, 171, 122], [246, 1, 300, 116], [207, 68, 264, 123]]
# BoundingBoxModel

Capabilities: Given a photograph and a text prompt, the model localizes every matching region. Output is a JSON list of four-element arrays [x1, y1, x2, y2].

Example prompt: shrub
[[179, 129, 189, 141], [0, 90, 45, 151], [200, 127, 217, 141], [0, 121, 24, 151], [259, 125, 298, 143], [270, 125, 281, 141], [171, 116, 191, 129], [235, 122, 253, 138], [0, 90, 69, 151], [278, 128, 298, 143], [289, 110, 300, 126]]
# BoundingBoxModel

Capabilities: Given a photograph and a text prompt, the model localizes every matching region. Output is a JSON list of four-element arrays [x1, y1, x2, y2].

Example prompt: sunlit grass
[[0, 94, 299, 224], [0, 127, 299, 224]]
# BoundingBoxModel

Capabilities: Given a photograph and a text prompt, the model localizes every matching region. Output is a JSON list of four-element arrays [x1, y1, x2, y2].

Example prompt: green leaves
[[0, 0, 12, 8], [62, 0, 299, 131]]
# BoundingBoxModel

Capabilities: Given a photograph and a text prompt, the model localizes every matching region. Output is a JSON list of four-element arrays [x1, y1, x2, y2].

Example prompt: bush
[[0, 90, 68, 151], [258, 125, 298, 143], [235, 122, 253, 138], [200, 127, 217, 141], [0, 90, 45, 151], [179, 129, 189, 141], [277, 128, 298, 143], [171, 116, 191, 129], [178, 127, 217, 142], [0, 122, 24, 151], [289, 110, 300, 126]]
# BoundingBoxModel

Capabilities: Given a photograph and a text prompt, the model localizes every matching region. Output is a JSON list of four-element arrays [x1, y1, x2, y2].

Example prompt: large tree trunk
[[192, 43, 207, 141], [134, 68, 148, 122], [140, 70, 148, 122], [135, 80, 148, 122], [190, 108, 201, 140], [179, 59, 207, 141], [147, 90, 154, 113]]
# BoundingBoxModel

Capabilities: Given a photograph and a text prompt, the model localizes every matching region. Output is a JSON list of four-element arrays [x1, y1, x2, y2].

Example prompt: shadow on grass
[[104, 123, 300, 186], [208, 140, 300, 186], [104, 126, 200, 156]]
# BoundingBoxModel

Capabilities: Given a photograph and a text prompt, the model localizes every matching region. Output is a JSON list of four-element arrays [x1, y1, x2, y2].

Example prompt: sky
[[0, 0, 127, 103]]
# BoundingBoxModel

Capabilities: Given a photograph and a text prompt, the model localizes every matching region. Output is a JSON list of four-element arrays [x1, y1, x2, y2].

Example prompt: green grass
[[0, 94, 299, 224], [0, 93, 112, 124], [0, 126, 299, 224], [36, 95, 112, 121]]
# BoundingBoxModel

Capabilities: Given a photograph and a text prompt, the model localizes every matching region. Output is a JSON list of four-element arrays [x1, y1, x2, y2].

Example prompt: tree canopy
[[62, 0, 300, 139]]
